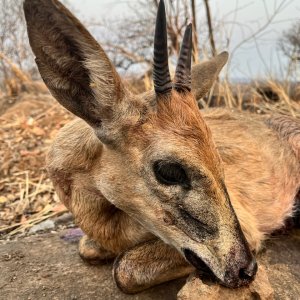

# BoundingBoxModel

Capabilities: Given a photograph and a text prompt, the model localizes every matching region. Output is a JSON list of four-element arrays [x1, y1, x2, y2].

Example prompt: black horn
[[174, 23, 193, 92], [153, 0, 172, 95]]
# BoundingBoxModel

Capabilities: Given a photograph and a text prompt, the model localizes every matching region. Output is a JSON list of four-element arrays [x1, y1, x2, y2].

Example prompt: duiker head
[[24, 0, 257, 287]]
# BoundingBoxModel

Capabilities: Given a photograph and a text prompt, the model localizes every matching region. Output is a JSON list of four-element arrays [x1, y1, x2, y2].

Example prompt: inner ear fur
[[24, 0, 125, 129], [191, 52, 229, 100]]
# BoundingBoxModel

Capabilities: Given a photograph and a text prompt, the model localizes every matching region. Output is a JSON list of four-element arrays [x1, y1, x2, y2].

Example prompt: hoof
[[113, 251, 148, 294], [79, 236, 115, 265]]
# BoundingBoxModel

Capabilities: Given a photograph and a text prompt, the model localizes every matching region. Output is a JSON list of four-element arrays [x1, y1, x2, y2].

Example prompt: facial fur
[[97, 91, 255, 287]]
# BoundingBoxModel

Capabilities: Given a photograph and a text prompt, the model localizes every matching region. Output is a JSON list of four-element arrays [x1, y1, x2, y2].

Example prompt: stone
[[29, 220, 55, 234], [177, 265, 274, 300], [60, 228, 84, 243], [53, 212, 74, 226]]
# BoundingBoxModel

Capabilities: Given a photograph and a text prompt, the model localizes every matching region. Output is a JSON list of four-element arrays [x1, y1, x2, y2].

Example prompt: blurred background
[[0, 0, 299, 239]]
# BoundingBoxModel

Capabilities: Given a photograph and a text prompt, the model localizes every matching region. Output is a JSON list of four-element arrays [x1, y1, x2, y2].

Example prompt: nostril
[[239, 259, 258, 281]]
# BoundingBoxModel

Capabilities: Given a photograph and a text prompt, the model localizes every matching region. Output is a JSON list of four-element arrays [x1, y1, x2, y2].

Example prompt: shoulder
[[47, 118, 103, 172]]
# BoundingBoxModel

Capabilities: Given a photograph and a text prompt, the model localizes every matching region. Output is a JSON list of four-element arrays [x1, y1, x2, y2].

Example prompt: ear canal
[[174, 24, 193, 92], [153, 0, 172, 95], [23, 0, 124, 130]]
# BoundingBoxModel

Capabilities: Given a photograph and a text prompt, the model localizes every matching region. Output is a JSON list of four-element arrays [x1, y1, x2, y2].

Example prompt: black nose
[[239, 258, 258, 281]]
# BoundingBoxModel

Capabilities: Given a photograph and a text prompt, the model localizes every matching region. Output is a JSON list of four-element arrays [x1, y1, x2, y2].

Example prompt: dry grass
[[0, 92, 72, 239], [0, 78, 299, 239], [253, 80, 300, 118], [201, 79, 300, 118]]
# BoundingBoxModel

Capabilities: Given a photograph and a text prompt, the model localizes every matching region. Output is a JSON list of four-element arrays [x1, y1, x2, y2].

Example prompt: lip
[[183, 248, 256, 288], [183, 248, 217, 280]]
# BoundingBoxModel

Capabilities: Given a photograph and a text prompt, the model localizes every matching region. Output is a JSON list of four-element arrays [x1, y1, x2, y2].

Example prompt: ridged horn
[[174, 23, 193, 92], [153, 0, 172, 95]]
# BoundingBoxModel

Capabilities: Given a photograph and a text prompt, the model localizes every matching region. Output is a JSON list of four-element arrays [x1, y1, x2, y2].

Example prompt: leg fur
[[113, 239, 194, 294], [79, 235, 116, 265], [55, 177, 154, 253]]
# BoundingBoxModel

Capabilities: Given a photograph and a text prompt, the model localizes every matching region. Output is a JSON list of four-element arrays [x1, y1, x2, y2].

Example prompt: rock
[[29, 220, 55, 234], [60, 228, 84, 243], [177, 265, 274, 300], [53, 212, 74, 226]]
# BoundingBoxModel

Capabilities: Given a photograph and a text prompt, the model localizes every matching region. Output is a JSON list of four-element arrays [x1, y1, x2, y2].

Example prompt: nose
[[223, 256, 258, 288], [183, 249, 258, 288], [239, 257, 258, 281]]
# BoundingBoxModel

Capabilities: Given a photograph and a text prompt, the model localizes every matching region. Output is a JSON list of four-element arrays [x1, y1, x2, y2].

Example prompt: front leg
[[113, 239, 194, 294], [79, 235, 116, 265]]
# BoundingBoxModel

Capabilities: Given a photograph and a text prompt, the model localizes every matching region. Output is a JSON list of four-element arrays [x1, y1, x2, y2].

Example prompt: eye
[[153, 160, 190, 187]]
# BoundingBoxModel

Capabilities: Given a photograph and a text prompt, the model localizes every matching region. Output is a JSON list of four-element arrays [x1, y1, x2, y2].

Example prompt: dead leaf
[[52, 203, 67, 213], [20, 215, 27, 223], [0, 196, 8, 204], [31, 127, 45, 136]]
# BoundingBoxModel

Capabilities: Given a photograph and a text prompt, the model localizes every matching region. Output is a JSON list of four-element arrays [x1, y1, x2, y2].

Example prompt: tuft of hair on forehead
[[141, 91, 224, 178], [150, 91, 211, 142]]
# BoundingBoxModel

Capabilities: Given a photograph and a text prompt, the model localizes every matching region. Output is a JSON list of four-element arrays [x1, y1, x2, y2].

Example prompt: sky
[[70, 0, 300, 81]]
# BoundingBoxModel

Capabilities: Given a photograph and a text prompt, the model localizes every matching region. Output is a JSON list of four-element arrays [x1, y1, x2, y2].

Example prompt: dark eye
[[153, 160, 190, 187]]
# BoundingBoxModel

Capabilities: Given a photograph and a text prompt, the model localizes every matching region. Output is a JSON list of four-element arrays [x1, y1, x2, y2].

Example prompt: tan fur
[[48, 105, 300, 253], [78, 236, 115, 264], [113, 239, 194, 294], [191, 52, 229, 100], [47, 106, 300, 292], [25, 0, 300, 293], [204, 109, 300, 250]]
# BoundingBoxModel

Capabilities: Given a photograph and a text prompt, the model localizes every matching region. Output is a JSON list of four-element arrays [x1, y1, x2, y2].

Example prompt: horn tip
[[183, 23, 193, 38], [158, 0, 165, 10], [187, 23, 193, 34], [156, 0, 167, 27]]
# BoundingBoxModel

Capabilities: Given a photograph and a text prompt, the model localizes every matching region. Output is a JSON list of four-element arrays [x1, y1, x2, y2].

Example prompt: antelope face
[[98, 90, 257, 288], [24, 0, 257, 288]]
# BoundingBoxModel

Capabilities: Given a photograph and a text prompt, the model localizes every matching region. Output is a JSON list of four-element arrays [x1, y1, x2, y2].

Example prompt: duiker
[[24, 0, 300, 294]]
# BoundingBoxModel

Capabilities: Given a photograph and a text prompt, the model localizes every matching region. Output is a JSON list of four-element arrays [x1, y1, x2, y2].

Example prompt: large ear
[[23, 0, 125, 130], [191, 52, 228, 100]]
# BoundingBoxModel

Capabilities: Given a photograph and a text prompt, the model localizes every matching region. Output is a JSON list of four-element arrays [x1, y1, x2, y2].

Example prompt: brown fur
[[48, 108, 300, 253], [24, 0, 300, 293], [47, 107, 300, 292], [205, 110, 300, 250], [266, 115, 300, 160], [113, 239, 194, 294]]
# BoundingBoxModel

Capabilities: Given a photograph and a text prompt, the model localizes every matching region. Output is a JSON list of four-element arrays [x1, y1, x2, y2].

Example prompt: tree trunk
[[191, 0, 199, 63], [203, 0, 216, 56]]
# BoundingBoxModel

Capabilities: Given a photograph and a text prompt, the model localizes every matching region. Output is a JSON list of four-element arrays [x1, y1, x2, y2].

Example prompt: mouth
[[183, 248, 257, 288], [183, 248, 217, 281]]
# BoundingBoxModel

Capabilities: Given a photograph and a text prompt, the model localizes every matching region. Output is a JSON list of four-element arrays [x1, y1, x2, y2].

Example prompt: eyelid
[[153, 160, 190, 187]]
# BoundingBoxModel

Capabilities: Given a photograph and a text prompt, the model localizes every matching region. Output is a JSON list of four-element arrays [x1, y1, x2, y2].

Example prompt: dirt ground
[[0, 231, 184, 300], [0, 228, 299, 300]]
